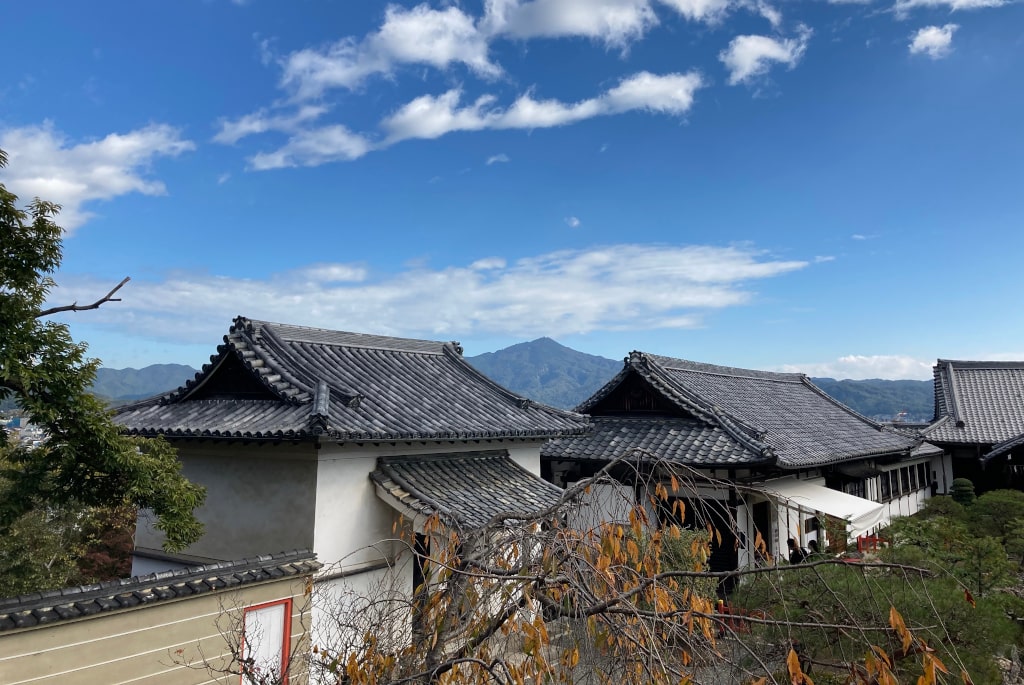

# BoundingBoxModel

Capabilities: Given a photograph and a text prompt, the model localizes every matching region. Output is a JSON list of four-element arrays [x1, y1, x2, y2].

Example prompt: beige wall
[[0, 576, 312, 685], [136, 441, 319, 563]]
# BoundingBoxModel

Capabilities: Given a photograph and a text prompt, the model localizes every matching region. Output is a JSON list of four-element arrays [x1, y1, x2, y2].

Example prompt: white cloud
[[247, 124, 373, 170], [486, 153, 510, 165], [483, 0, 659, 47], [909, 24, 959, 59], [51, 244, 808, 344], [0, 122, 194, 231], [814, 255, 835, 263], [470, 257, 507, 270], [780, 355, 933, 380], [659, 0, 733, 23], [719, 26, 812, 85], [213, 104, 328, 145], [851, 233, 868, 240], [755, 1, 783, 27], [896, 0, 1003, 14], [565, 216, 582, 228], [217, 172, 231, 185], [281, 4, 498, 99], [382, 71, 703, 144]]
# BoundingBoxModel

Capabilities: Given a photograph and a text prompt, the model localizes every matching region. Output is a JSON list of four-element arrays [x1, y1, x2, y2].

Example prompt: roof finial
[[308, 380, 331, 434]]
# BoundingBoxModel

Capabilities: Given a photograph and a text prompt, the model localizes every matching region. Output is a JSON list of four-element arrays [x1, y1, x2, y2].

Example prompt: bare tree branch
[[37, 276, 131, 317]]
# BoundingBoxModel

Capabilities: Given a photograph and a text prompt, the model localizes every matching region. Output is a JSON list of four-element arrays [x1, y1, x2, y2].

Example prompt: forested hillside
[[810, 377, 933, 422], [467, 337, 622, 410]]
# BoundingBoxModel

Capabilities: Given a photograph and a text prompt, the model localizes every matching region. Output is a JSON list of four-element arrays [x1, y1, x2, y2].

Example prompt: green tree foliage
[[969, 489, 1024, 545], [0, 148, 204, 576], [951, 478, 976, 506], [732, 560, 1020, 684]]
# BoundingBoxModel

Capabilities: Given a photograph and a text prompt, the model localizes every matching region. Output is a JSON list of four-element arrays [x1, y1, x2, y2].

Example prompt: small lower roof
[[0, 550, 319, 632], [983, 432, 1024, 463], [371, 450, 564, 529]]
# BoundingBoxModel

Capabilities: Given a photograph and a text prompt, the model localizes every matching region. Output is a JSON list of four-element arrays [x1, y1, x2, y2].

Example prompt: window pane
[[890, 471, 900, 497], [244, 602, 287, 684]]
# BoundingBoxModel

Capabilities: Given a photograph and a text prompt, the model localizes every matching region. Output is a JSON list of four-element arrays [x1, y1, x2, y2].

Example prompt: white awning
[[753, 478, 885, 538]]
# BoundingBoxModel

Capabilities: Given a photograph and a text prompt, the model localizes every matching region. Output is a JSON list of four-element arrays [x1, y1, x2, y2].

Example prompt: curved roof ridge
[[936, 358, 1024, 369], [644, 353, 806, 382], [249, 318, 450, 355], [632, 352, 773, 459], [164, 317, 311, 405]]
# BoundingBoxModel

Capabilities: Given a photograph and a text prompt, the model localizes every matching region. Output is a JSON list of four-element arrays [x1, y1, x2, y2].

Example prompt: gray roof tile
[[571, 352, 914, 469], [542, 416, 764, 466], [0, 550, 320, 632], [371, 450, 564, 529], [925, 359, 1024, 445], [116, 317, 588, 443]]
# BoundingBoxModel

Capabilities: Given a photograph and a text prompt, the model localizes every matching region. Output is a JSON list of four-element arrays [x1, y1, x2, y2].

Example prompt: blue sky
[[2, 0, 1021, 379]]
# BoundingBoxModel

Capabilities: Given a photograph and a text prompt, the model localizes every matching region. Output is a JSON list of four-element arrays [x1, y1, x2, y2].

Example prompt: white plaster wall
[[566, 482, 636, 531], [507, 445, 542, 476], [310, 558, 415, 679], [932, 453, 954, 495], [313, 452, 397, 570]]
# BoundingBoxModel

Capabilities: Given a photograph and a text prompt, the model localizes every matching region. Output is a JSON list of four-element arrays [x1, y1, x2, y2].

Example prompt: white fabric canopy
[[755, 477, 885, 538]]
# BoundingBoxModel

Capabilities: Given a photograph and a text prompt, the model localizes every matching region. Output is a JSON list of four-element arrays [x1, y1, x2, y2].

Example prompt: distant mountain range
[[78, 339, 935, 423], [91, 364, 198, 402]]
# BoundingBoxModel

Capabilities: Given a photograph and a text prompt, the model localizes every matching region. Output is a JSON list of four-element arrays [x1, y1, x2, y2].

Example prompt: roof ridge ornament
[[308, 380, 330, 434]]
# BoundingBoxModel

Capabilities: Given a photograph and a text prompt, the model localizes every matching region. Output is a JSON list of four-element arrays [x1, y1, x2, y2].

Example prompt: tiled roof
[[571, 353, 914, 469], [911, 441, 944, 458], [0, 550, 319, 633], [371, 450, 564, 529], [116, 317, 588, 442], [983, 432, 1024, 463], [925, 360, 1024, 445], [542, 416, 765, 466]]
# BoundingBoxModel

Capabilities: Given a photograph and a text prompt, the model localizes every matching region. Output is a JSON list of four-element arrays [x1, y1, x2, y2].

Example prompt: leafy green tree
[[916, 494, 965, 521], [0, 148, 204, 577], [969, 489, 1024, 544]]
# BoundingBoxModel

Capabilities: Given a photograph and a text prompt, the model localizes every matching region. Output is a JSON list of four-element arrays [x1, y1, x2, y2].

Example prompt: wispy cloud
[[565, 216, 582, 228], [381, 71, 703, 144], [909, 24, 958, 59], [779, 354, 934, 380], [719, 25, 812, 85], [895, 0, 1003, 16], [247, 124, 373, 169], [486, 153, 510, 165], [241, 70, 703, 169], [0, 122, 194, 231], [50, 244, 809, 344], [214, 104, 329, 145]]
